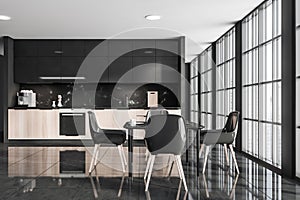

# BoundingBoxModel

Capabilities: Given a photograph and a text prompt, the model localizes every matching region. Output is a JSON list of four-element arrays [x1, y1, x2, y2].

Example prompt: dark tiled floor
[[0, 144, 299, 200]]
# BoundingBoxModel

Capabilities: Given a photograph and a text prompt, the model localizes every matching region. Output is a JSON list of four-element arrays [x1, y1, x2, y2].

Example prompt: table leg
[[128, 129, 133, 178], [185, 130, 189, 163], [196, 130, 200, 176]]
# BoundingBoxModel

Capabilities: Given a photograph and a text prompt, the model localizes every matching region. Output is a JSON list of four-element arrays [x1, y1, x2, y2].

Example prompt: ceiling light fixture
[[145, 15, 161, 21], [0, 15, 11, 21]]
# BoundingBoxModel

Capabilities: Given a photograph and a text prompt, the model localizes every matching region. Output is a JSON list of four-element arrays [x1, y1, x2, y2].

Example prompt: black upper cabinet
[[61, 40, 85, 57], [60, 57, 85, 82], [155, 40, 179, 57], [108, 56, 132, 83], [14, 40, 38, 57], [132, 56, 156, 83], [84, 40, 107, 57], [37, 40, 61, 57], [109, 40, 133, 57], [80, 57, 109, 82], [37, 57, 61, 82], [132, 40, 156, 57], [14, 39, 181, 84], [155, 56, 180, 83], [14, 57, 38, 83]]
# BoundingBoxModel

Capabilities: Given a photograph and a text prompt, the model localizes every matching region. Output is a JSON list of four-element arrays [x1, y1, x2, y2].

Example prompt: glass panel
[[242, 0, 281, 168], [296, 130, 300, 177], [297, 79, 300, 127], [297, 0, 300, 26], [297, 30, 300, 76]]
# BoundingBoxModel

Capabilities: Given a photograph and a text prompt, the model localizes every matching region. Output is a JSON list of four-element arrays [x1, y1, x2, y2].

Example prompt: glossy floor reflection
[[0, 144, 299, 199]]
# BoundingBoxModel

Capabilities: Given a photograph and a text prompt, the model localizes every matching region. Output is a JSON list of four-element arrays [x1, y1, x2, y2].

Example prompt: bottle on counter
[[57, 95, 63, 107], [52, 101, 56, 108]]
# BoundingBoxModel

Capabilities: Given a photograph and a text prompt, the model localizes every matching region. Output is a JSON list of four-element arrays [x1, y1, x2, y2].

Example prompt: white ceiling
[[0, 0, 263, 61]]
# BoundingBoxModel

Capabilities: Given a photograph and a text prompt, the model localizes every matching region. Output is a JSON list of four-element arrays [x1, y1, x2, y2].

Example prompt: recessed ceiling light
[[145, 15, 161, 21], [0, 15, 11, 21]]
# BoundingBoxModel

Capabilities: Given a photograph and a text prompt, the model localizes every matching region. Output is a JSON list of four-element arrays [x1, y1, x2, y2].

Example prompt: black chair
[[199, 111, 240, 174], [138, 108, 169, 161], [88, 111, 127, 174], [144, 114, 188, 191]]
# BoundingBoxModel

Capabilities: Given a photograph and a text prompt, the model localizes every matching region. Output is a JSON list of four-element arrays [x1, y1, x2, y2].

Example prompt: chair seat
[[93, 129, 126, 145], [200, 129, 234, 145]]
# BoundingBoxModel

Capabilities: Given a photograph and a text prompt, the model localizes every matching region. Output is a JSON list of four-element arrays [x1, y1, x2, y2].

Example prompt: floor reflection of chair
[[145, 179, 188, 200], [89, 168, 126, 199], [201, 172, 239, 199]]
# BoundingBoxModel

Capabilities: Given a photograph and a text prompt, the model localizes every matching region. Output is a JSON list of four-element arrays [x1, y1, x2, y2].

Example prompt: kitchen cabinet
[[37, 40, 62, 57], [61, 40, 85, 57], [79, 56, 109, 82], [132, 40, 156, 57], [155, 40, 179, 57], [14, 40, 38, 57], [37, 57, 61, 77], [109, 40, 133, 57], [60, 57, 85, 82], [8, 109, 59, 139], [132, 56, 156, 83], [14, 57, 38, 83], [14, 39, 182, 84], [108, 56, 133, 83], [85, 40, 108, 57], [155, 56, 180, 83]]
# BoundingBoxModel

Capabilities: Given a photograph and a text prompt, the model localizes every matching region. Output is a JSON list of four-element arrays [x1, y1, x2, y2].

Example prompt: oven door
[[59, 113, 86, 136]]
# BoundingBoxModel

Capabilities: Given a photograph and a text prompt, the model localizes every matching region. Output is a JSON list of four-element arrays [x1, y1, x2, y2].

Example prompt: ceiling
[[0, 0, 263, 61]]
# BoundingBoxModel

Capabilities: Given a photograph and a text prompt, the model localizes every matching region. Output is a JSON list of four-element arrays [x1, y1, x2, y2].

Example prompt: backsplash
[[19, 83, 180, 108]]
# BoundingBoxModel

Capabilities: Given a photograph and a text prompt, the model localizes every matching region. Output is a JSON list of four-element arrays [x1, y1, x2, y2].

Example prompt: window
[[216, 29, 236, 129], [200, 47, 213, 129], [242, 0, 282, 168], [190, 57, 199, 124], [296, 0, 300, 177]]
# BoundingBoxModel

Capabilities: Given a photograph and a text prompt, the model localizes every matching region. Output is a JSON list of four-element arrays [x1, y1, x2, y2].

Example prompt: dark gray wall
[[1, 37, 19, 143], [281, 0, 296, 178]]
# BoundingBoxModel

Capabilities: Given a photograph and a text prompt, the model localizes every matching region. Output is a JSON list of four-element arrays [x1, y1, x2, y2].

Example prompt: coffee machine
[[17, 90, 36, 107]]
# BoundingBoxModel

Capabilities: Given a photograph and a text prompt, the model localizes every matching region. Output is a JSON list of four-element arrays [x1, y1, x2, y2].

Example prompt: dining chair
[[144, 114, 188, 191], [88, 111, 127, 174], [199, 111, 240, 174]]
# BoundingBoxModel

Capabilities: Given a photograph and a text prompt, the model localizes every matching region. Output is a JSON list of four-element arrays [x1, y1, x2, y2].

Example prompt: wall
[[18, 83, 180, 109]]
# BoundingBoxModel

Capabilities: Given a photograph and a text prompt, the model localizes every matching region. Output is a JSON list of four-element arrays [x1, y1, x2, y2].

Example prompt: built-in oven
[[59, 112, 86, 136]]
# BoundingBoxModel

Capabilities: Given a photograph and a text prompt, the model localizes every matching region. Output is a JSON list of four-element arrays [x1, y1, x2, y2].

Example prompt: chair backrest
[[88, 111, 106, 143], [223, 111, 240, 136], [145, 108, 169, 122], [145, 114, 186, 155]]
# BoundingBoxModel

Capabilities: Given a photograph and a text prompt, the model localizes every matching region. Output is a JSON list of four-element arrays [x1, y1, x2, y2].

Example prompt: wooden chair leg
[[176, 155, 188, 191], [89, 144, 98, 174], [229, 145, 240, 174], [117, 145, 126, 173], [224, 144, 230, 166], [202, 145, 210, 174], [145, 155, 155, 191]]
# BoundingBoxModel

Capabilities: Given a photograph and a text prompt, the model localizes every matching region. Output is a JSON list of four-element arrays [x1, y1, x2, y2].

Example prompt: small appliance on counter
[[17, 90, 36, 107], [147, 91, 158, 107]]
